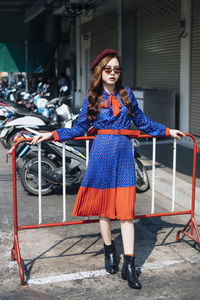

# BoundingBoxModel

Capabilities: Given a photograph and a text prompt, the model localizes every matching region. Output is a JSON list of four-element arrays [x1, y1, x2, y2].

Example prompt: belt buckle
[[113, 129, 120, 135]]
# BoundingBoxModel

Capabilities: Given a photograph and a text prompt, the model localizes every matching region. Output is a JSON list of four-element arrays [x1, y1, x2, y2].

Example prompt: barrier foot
[[176, 217, 200, 244], [11, 234, 25, 285]]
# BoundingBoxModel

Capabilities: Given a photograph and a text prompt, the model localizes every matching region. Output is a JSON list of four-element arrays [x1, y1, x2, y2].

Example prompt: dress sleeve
[[52, 96, 92, 142], [125, 87, 170, 137]]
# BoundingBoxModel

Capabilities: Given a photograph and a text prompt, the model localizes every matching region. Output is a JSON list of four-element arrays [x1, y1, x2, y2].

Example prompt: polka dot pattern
[[81, 134, 135, 189]]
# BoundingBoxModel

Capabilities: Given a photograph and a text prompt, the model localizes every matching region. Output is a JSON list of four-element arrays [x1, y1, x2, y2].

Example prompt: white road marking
[[28, 260, 185, 285], [140, 259, 184, 270], [28, 269, 107, 285]]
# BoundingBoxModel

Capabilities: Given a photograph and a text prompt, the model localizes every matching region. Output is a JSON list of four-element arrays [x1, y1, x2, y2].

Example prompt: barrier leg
[[176, 135, 200, 244], [11, 233, 25, 285], [11, 146, 25, 285], [176, 217, 200, 244]]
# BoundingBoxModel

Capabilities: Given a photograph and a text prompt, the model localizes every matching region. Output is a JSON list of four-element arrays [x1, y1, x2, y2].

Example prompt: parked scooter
[[12, 130, 87, 195], [0, 103, 49, 148], [0, 95, 77, 149], [0, 103, 12, 120], [132, 139, 150, 193], [3, 81, 26, 103]]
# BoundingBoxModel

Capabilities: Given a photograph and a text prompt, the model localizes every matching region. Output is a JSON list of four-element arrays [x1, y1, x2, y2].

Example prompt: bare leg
[[99, 216, 118, 274], [99, 217, 112, 245], [120, 219, 134, 254]]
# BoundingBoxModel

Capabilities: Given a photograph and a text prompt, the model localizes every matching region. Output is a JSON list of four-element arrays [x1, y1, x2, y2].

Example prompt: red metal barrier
[[10, 133, 200, 285]]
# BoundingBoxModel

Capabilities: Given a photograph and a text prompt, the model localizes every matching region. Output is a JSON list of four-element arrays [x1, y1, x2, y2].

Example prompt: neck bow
[[102, 94, 122, 117]]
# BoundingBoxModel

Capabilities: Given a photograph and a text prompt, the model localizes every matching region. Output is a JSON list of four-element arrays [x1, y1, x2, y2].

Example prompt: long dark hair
[[87, 55, 132, 121]]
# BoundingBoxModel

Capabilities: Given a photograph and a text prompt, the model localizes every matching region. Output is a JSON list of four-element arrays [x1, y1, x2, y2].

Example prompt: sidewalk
[[138, 138, 200, 219]]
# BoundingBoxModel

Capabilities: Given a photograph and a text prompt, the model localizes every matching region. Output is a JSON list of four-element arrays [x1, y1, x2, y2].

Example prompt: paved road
[[0, 142, 200, 300]]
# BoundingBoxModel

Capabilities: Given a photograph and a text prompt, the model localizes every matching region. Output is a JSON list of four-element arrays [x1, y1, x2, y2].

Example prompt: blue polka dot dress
[[52, 87, 169, 220]]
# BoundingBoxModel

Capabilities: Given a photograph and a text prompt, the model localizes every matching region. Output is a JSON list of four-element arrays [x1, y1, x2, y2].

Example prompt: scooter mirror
[[61, 86, 68, 92]]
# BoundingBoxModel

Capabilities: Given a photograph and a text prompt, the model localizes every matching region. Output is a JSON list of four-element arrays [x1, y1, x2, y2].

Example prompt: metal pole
[[151, 138, 156, 214], [191, 135, 198, 235], [12, 147, 18, 233], [172, 139, 177, 212], [62, 143, 67, 222], [25, 40, 28, 92], [38, 143, 42, 224], [86, 140, 89, 167]]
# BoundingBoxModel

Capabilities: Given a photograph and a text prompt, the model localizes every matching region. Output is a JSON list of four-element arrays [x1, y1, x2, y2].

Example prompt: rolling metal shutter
[[190, 0, 200, 136], [136, 0, 180, 91]]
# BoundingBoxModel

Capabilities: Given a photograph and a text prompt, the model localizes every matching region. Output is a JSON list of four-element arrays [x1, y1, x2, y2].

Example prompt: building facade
[[75, 0, 200, 137]]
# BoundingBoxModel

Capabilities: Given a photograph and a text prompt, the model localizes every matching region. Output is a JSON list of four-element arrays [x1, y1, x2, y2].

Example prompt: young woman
[[31, 49, 184, 289]]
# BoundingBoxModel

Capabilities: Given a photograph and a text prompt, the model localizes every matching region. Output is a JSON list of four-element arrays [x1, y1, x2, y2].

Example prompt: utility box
[[133, 89, 176, 129]]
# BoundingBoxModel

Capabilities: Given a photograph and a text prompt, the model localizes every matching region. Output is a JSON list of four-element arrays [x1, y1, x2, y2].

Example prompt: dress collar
[[103, 89, 118, 98]]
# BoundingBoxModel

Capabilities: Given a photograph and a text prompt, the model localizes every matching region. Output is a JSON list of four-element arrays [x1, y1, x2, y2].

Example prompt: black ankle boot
[[122, 255, 142, 289], [104, 241, 118, 274]]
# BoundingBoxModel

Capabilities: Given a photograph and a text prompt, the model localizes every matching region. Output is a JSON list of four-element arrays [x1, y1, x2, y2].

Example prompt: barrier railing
[[10, 133, 200, 285]]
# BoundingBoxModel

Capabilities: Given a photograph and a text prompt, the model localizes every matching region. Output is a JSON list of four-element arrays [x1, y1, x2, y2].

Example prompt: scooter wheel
[[135, 158, 150, 193], [20, 157, 56, 196]]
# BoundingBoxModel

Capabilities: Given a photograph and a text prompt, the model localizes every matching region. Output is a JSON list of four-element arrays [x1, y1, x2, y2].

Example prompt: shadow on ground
[[21, 216, 200, 283]]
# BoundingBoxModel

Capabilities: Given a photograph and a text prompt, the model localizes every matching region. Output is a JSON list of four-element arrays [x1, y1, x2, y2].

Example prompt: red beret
[[90, 49, 118, 70]]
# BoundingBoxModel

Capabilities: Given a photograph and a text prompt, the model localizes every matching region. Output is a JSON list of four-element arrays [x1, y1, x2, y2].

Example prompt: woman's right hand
[[30, 132, 53, 145]]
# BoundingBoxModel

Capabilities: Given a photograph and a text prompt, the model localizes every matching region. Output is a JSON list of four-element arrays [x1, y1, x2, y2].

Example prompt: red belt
[[97, 129, 140, 137]]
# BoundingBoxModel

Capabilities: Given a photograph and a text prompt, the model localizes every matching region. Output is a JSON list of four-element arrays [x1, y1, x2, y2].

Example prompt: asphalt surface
[[0, 138, 200, 300]]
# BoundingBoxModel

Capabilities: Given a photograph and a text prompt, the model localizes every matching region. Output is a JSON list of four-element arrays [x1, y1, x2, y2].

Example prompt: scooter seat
[[0, 99, 29, 113], [14, 110, 51, 123]]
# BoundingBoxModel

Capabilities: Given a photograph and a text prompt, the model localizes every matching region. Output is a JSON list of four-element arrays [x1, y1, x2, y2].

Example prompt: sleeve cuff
[[52, 130, 59, 141], [165, 127, 170, 136]]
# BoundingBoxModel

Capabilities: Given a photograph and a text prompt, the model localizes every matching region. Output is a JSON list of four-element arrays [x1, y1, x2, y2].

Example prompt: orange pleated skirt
[[73, 186, 136, 220]]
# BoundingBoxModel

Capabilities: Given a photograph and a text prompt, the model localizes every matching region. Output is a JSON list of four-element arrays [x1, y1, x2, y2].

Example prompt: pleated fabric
[[72, 186, 136, 220]]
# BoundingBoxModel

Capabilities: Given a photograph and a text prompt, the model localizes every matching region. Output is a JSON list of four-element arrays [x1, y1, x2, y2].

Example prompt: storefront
[[74, 0, 200, 138]]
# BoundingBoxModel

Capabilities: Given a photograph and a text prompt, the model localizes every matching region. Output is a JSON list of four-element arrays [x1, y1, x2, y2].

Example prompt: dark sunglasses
[[103, 66, 121, 74]]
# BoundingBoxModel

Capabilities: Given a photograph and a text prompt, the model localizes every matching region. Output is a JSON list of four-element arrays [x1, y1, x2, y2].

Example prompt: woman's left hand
[[169, 129, 185, 140]]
